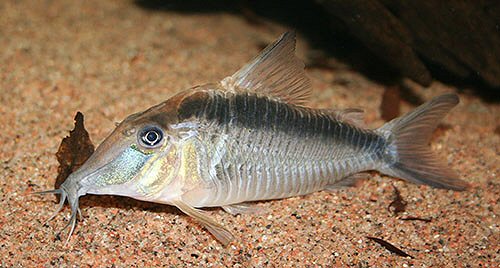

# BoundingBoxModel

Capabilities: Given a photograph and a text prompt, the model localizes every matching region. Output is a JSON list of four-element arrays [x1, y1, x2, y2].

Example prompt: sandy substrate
[[0, 1, 498, 267]]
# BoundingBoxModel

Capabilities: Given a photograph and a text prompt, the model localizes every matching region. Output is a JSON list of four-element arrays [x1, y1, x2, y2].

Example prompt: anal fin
[[324, 173, 367, 192], [172, 200, 235, 246]]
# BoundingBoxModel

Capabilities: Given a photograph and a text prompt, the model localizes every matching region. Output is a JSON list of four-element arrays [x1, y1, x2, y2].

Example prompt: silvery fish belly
[[37, 32, 469, 245]]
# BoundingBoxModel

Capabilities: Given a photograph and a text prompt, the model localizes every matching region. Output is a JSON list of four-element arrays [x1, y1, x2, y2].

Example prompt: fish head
[[58, 92, 194, 220], [67, 96, 192, 203], [39, 90, 201, 242]]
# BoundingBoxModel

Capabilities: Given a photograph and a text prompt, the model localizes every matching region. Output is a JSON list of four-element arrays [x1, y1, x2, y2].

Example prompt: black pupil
[[141, 127, 163, 146], [146, 131, 158, 143]]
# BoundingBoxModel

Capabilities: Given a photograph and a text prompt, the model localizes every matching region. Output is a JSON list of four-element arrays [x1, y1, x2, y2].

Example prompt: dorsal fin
[[323, 108, 366, 128], [221, 32, 312, 106]]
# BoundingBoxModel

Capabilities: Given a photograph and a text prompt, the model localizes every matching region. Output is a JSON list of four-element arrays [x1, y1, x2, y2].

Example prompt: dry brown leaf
[[366, 236, 413, 258], [388, 185, 407, 215], [54, 111, 95, 189], [400, 216, 432, 222], [381, 86, 401, 121]]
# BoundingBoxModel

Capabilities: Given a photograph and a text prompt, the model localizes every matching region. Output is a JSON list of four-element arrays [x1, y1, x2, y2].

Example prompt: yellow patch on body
[[179, 140, 203, 190], [135, 145, 179, 198]]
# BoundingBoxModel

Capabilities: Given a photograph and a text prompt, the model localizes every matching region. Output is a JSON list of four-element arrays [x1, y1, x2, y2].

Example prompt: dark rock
[[316, 0, 500, 88]]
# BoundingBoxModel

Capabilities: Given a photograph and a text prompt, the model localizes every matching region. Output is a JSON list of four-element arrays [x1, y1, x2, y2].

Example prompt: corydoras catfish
[[37, 32, 469, 245]]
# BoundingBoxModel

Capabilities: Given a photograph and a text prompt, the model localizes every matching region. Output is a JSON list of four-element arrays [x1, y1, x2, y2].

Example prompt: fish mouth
[[32, 138, 120, 243], [35, 163, 112, 244], [35, 143, 152, 243], [34, 161, 118, 244], [33, 186, 80, 245]]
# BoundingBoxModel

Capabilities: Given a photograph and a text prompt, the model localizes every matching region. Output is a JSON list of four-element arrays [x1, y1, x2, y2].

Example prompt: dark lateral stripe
[[178, 91, 385, 150], [235, 93, 249, 126], [177, 91, 210, 121]]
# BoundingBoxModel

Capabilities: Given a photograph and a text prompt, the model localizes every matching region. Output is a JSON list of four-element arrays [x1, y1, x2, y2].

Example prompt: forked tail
[[376, 94, 469, 190]]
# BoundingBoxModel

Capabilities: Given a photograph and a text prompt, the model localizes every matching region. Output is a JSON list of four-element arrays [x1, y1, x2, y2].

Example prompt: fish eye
[[138, 126, 164, 148]]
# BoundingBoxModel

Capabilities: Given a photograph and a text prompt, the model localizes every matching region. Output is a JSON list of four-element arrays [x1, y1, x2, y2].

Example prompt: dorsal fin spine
[[220, 31, 312, 106]]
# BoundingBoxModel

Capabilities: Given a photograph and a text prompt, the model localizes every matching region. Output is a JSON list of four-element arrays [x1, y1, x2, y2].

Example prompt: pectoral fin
[[172, 200, 235, 246]]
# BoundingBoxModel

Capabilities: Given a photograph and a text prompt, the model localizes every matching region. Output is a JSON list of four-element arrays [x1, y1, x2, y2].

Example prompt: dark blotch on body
[[177, 90, 386, 154]]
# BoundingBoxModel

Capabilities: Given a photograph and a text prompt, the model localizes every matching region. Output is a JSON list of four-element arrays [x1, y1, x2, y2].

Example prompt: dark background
[[136, 0, 500, 102]]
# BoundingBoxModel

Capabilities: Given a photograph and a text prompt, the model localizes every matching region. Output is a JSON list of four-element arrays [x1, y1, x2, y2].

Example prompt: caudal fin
[[376, 94, 469, 190]]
